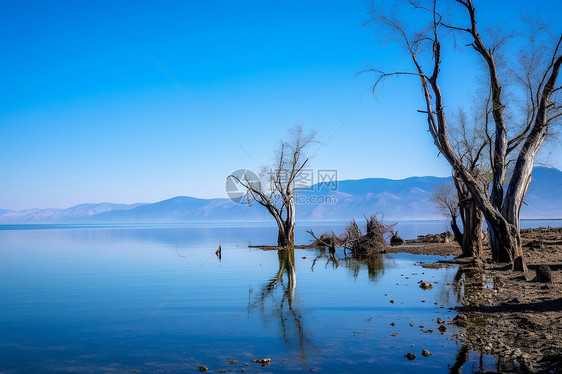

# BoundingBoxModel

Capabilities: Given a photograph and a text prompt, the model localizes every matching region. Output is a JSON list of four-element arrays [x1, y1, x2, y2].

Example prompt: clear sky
[[1, 0, 561, 210]]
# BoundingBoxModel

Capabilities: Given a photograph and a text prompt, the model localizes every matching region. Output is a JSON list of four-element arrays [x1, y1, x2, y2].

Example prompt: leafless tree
[[228, 125, 316, 247], [371, 0, 562, 270], [450, 106, 491, 258], [430, 181, 463, 247]]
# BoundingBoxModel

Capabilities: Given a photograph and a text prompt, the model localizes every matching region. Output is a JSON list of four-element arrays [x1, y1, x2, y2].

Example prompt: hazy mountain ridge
[[1, 167, 560, 223], [0, 202, 146, 223]]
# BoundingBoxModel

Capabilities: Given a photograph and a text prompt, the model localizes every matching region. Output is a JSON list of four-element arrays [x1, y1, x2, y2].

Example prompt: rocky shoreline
[[396, 226, 562, 373]]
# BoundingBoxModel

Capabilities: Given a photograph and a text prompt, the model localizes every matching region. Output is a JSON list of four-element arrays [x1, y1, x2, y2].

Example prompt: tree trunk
[[277, 228, 289, 247], [275, 214, 290, 247], [281, 194, 296, 248], [275, 216, 295, 247], [450, 216, 463, 248], [276, 219, 295, 247], [460, 201, 483, 258], [487, 217, 525, 269], [454, 176, 482, 258]]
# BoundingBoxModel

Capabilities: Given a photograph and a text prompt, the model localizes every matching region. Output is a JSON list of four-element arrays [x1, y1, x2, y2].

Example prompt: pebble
[[404, 353, 416, 360], [421, 349, 432, 357], [418, 280, 434, 290], [251, 358, 271, 366]]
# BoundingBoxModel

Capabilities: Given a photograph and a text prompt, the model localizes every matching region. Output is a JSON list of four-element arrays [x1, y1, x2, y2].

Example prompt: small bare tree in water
[[228, 125, 316, 247]]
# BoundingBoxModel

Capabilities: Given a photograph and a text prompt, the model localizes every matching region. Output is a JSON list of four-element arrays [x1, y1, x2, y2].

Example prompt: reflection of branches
[[310, 247, 339, 271], [453, 262, 485, 305], [248, 247, 387, 363], [248, 249, 308, 361], [343, 254, 385, 282], [449, 345, 469, 374], [175, 243, 186, 258], [307, 247, 385, 281]]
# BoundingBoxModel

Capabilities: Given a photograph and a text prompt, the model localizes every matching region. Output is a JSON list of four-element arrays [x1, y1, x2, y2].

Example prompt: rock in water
[[198, 366, 208, 372], [418, 280, 434, 290], [535, 265, 552, 283], [404, 353, 416, 360], [251, 358, 271, 366], [421, 349, 432, 357], [438, 325, 447, 332]]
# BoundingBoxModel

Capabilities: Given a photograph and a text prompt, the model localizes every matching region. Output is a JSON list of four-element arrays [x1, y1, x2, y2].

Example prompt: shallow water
[[1, 220, 556, 373]]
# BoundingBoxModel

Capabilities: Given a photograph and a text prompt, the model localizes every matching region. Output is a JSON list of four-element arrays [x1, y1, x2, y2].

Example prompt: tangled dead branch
[[307, 215, 395, 257]]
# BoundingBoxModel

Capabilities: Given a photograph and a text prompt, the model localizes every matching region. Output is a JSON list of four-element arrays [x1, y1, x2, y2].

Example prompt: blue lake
[[0, 220, 558, 373]]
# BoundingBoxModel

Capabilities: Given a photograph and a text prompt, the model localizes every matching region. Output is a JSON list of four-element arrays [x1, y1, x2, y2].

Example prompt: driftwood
[[306, 230, 344, 249], [307, 215, 394, 257]]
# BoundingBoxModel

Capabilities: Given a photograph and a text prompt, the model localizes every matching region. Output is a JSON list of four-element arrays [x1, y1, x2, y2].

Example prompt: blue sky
[[1, 0, 561, 210]]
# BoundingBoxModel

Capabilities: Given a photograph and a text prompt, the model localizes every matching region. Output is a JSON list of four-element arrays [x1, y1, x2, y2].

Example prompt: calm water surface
[[1, 220, 558, 373]]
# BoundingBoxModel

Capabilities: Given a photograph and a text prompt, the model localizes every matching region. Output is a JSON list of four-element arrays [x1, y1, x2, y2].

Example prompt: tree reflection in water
[[310, 247, 385, 282], [248, 249, 308, 360], [449, 262, 501, 373], [248, 247, 386, 362], [342, 253, 385, 282]]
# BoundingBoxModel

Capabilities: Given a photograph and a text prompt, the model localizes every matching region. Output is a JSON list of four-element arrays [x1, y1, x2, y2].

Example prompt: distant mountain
[[1, 167, 560, 223], [518, 166, 562, 219], [0, 202, 145, 224], [89, 196, 268, 222]]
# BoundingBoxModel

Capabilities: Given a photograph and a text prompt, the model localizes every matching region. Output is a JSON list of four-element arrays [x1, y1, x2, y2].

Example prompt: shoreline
[[390, 226, 562, 373]]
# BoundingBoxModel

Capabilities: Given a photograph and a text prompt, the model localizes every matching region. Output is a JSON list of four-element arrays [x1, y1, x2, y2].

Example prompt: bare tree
[[451, 106, 491, 258], [371, 0, 562, 270], [430, 107, 490, 258], [430, 181, 463, 247], [228, 125, 316, 247]]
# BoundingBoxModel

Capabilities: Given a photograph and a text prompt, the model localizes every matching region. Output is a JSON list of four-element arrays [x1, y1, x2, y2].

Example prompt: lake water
[[0, 220, 559, 373]]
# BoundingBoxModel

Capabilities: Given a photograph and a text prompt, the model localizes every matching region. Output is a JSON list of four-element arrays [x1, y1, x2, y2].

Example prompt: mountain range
[[1, 166, 560, 224]]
